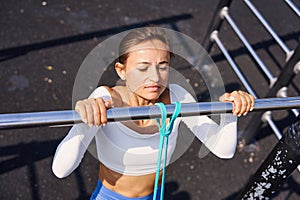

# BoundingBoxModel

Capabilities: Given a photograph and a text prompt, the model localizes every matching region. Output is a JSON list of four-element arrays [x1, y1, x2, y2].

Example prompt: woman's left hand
[[219, 91, 255, 116]]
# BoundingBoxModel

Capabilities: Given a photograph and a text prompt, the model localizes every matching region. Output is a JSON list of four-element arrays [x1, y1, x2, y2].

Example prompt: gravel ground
[[0, 0, 299, 199]]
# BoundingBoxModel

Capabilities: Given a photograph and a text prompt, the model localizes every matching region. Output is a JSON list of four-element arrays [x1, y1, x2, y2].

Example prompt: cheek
[[125, 71, 144, 90], [125, 68, 169, 84], [126, 70, 144, 82], [159, 71, 169, 83]]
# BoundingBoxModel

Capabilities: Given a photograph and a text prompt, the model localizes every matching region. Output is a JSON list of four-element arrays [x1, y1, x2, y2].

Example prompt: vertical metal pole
[[236, 114, 300, 199], [240, 44, 300, 144], [202, 0, 233, 52]]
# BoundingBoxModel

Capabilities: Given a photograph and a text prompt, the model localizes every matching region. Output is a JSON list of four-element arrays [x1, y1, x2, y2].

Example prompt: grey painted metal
[[0, 97, 300, 130], [236, 114, 300, 198], [285, 0, 300, 17], [210, 31, 257, 97], [262, 111, 282, 139], [202, 0, 233, 52], [241, 43, 300, 144], [261, 111, 300, 173], [292, 109, 300, 116], [211, 30, 286, 147], [277, 87, 300, 116], [220, 7, 276, 84], [244, 0, 291, 55]]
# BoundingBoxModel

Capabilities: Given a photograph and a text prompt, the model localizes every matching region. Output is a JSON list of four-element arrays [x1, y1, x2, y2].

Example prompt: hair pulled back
[[118, 27, 172, 64]]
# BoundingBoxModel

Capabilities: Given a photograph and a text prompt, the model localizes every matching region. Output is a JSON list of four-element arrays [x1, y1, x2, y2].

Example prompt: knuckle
[[235, 100, 242, 107], [102, 118, 108, 124], [94, 108, 100, 116], [75, 100, 83, 107], [96, 97, 104, 102]]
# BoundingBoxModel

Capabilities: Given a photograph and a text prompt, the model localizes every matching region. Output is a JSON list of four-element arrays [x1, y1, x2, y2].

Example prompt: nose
[[148, 66, 159, 82]]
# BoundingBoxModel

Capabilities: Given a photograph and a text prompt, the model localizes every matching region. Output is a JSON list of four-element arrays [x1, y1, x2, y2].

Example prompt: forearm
[[182, 113, 237, 158], [52, 123, 98, 178]]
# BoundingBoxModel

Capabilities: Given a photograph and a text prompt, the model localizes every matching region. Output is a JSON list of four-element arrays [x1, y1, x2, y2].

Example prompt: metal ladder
[[202, 0, 300, 171]]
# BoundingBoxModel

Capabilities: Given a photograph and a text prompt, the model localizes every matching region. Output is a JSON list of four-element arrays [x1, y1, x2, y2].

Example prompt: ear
[[115, 62, 126, 80]]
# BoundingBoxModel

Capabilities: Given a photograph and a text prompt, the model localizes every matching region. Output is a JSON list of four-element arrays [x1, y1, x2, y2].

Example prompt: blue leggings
[[90, 179, 161, 200]]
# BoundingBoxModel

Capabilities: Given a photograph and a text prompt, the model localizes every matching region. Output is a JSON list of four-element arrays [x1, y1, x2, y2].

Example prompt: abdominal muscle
[[99, 162, 163, 198]]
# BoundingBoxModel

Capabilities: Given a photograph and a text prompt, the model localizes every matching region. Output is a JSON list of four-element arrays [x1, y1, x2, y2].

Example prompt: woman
[[52, 27, 255, 199]]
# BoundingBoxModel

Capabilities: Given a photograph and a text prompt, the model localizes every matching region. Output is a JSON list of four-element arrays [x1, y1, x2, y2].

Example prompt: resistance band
[[153, 102, 181, 200]]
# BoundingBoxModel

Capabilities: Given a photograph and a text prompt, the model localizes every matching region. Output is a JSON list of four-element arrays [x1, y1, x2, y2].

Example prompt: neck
[[129, 95, 158, 107], [119, 83, 163, 107], [124, 88, 159, 107], [114, 85, 169, 107]]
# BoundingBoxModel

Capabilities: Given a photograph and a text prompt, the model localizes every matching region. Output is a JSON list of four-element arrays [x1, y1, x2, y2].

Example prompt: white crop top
[[52, 84, 237, 178]]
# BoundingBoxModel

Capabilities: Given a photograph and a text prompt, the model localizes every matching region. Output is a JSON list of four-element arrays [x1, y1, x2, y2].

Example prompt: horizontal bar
[[220, 7, 276, 84], [240, 44, 300, 144], [244, 0, 291, 55], [202, 0, 233, 51], [277, 87, 300, 116], [262, 111, 283, 139], [0, 97, 300, 130], [285, 0, 300, 17], [210, 31, 258, 98], [210, 31, 294, 148]]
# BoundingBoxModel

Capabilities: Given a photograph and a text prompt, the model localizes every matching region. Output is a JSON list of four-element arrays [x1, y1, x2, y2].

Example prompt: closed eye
[[157, 61, 169, 71], [158, 66, 168, 71], [138, 67, 148, 72]]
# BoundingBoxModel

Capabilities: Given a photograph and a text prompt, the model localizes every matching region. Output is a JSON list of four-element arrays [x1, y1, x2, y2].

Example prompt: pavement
[[0, 0, 299, 199]]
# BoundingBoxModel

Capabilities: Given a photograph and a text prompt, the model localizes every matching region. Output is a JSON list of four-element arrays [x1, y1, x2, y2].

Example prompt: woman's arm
[[52, 124, 99, 178], [170, 84, 253, 159], [52, 86, 112, 178], [182, 114, 237, 159]]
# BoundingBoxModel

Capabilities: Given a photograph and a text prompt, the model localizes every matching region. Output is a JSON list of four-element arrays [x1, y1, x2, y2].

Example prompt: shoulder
[[169, 84, 197, 103], [169, 84, 192, 96], [169, 84, 188, 92], [90, 86, 123, 106], [90, 86, 112, 98]]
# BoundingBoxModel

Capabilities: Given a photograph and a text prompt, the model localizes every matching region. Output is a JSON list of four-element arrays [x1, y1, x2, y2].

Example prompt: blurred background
[[0, 0, 299, 199]]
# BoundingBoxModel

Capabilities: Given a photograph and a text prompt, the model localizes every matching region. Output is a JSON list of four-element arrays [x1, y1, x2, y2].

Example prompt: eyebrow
[[137, 61, 151, 65], [158, 61, 169, 64], [136, 61, 169, 65]]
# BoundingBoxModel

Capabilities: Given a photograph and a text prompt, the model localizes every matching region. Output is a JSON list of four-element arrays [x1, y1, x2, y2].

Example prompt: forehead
[[127, 39, 169, 53]]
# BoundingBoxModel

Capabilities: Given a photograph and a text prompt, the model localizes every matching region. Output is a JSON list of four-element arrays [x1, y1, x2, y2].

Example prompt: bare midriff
[[98, 87, 169, 197], [99, 162, 162, 198]]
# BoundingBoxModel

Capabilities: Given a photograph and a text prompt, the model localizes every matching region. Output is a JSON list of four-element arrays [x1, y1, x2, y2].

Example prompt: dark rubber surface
[[0, 0, 299, 199]]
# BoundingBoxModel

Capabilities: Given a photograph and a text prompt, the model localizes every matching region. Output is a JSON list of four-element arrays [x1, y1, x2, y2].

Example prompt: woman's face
[[122, 39, 170, 101]]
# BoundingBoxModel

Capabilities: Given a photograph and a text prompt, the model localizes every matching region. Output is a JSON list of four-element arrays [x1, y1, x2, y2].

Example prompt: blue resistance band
[[153, 102, 181, 200]]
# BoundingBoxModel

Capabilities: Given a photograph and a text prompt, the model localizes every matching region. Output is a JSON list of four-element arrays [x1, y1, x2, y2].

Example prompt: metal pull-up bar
[[0, 97, 299, 130]]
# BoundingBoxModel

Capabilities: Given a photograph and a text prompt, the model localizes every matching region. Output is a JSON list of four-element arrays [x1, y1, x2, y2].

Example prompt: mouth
[[144, 85, 161, 92]]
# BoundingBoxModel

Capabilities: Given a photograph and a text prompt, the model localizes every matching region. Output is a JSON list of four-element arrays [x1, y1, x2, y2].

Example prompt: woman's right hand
[[75, 98, 113, 127]]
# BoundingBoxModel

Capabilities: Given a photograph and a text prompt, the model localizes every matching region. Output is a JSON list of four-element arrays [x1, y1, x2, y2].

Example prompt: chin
[[146, 93, 162, 101], [144, 96, 159, 101]]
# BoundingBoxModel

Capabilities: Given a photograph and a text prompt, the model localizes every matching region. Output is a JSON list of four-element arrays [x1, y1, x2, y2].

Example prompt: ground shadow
[[0, 14, 192, 62], [0, 137, 61, 200], [0, 137, 191, 199], [165, 181, 191, 200]]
